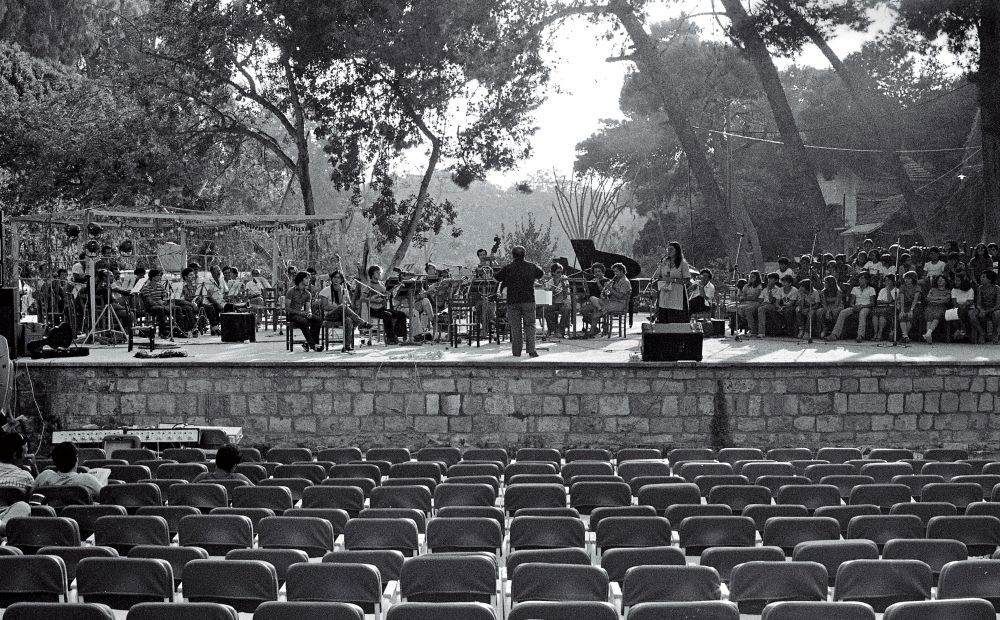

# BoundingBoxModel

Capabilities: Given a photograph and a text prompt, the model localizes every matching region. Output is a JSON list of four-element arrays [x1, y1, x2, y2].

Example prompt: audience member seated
[[192, 444, 254, 485], [0, 433, 32, 534], [827, 272, 875, 343], [33, 441, 104, 499]]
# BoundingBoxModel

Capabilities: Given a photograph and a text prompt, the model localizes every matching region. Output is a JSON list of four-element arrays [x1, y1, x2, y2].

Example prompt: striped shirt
[[0, 463, 34, 493]]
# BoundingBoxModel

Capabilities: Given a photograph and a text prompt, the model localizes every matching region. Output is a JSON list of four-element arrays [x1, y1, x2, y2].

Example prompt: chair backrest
[[775, 485, 840, 512], [623, 565, 721, 608], [509, 516, 585, 551], [301, 486, 365, 515], [729, 561, 828, 614], [383, 477, 438, 492], [869, 449, 914, 462], [742, 462, 795, 480], [226, 549, 309, 585], [182, 559, 278, 613], [0, 555, 68, 605], [569, 481, 631, 514], [99, 482, 162, 511], [926, 515, 1000, 555], [94, 515, 170, 554], [285, 563, 380, 611], [232, 464, 268, 484], [600, 546, 685, 583], [760, 601, 876, 620], [919, 482, 983, 508], [678, 516, 756, 555], [365, 447, 410, 464], [626, 601, 739, 620], [565, 448, 611, 462], [232, 485, 293, 513], [414, 447, 462, 467], [707, 485, 771, 512], [718, 448, 765, 464], [258, 478, 312, 502], [937, 559, 1000, 610], [386, 601, 496, 620], [594, 516, 672, 552], [923, 448, 969, 462], [849, 484, 912, 511], [515, 448, 561, 465], [504, 483, 566, 514], [6, 517, 80, 554], [834, 559, 932, 613], [668, 448, 716, 467], [889, 475, 944, 500], [168, 483, 229, 512], [446, 463, 502, 480], [815, 448, 863, 464], [462, 448, 509, 466], [762, 517, 841, 554], [505, 548, 591, 577], [322, 550, 406, 586], [803, 464, 856, 484], [37, 546, 118, 583], [400, 554, 496, 604], [677, 462, 733, 483], [952, 475, 1000, 496], [637, 482, 700, 512], [509, 601, 620, 620], [846, 514, 923, 550], [889, 501, 957, 525], [76, 557, 173, 609], [107, 465, 152, 483], [369, 485, 432, 514], [328, 463, 382, 484], [62, 504, 127, 538], [127, 602, 238, 620], [156, 463, 208, 482], [425, 517, 502, 554], [111, 449, 157, 464], [618, 460, 671, 484], [700, 546, 785, 583], [822, 475, 876, 500], [316, 448, 364, 464], [4, 602, 116, 620], [209, 507, 276, 530], [860, 462, 913, 484], [266, 448, 312, 465], [883, 539, 968, 582], [128, 545, 208, 584], [508, 474, 564, 486], [742, 504, 810, 533], [560, 461, 616, 481], [33, 485, 92, 509], [510, 563, 609, 604], [321, 477, 377, 497], [136, 506, 201, 536], [274, 464, 327, 484], [665, 504, 733, 524], [791, 540, 879, 586], [882, 599, 996, 620], [178, 514, 254, 555], [390, 462, 443, 482], [767, 448, 813, 462], [433, 483, 496, 509], [344, 517, 419, 556], [258, 516, 335, 558]]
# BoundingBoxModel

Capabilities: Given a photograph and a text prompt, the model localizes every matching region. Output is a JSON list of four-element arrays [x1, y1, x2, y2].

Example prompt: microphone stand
[[732, 234, 744, 342], [336, 253, 350, 353], [892, 236, 905, 348], [807, 230, 818, 344]]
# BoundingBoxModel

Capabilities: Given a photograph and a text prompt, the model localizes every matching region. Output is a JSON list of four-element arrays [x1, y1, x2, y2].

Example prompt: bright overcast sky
[[488, 1, 896, 185]]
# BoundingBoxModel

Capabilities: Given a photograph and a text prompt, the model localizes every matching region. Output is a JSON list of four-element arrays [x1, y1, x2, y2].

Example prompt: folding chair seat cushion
[[178, 514, 253, 555], [5, 516, 81, 554], [426, 517, 502, 553], [834, 559, 932, 612], [791, 540, 879, 586], [4, 602, 115, 620], [258, 516, 335, 558], [594, 516, 672, 551], [128, 545, 208, 584], [937, 559, 1000, 610], [700, 546, 785, 583], [926, 515, 1000, 555], [622, 565, 722, 607], [0, 555, 68, 605], [322, 550, 406, 586], [625, 601, 739, 620], [509, 515, 585, 550], [729, 561, 828, 614], [399, 554, 496, 604], [510, 563, 609, 604], [508, 601, 619, 620], [183, 559, 279, 613], [882, 598, 996, 620], [600, 546, 685, 582], [76, 557, 173, 609], [386, 602, 495, 620], [678, 516, 756, 555], [760, 601, 876, 620]]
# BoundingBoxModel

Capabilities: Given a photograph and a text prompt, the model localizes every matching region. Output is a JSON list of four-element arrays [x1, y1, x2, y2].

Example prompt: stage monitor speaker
[[0, 288, 16, 360], [641, 322, 703, 362], [221, 312, 256, 343]]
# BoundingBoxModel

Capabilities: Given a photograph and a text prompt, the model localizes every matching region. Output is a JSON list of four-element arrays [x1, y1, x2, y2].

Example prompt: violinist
[[543, 263, 571, 338], [364, 265, 408, 345], [580, 262, 608, 337]]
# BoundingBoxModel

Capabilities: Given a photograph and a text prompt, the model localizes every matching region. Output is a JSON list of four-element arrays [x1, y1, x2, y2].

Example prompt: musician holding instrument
[[140, 270, 184, 338], [397, 271, 435, 343], [180, 267, 213, 335], [651, 241, 691, 323], [580, 263, 608, 337], [543, 263, 571, 338], [364, 265, 408, 345], [316, 270, 370, 352], [286, 270, 324, 352]]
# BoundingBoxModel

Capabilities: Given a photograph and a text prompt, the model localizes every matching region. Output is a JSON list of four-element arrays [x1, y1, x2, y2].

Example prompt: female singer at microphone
[[652, 241, 691, 323]]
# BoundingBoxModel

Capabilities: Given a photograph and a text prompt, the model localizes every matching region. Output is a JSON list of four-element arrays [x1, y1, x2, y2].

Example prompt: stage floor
[[19, 323, 1000, 366]]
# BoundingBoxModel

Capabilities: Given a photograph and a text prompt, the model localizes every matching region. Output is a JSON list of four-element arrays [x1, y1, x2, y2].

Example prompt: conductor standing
[[496, 245, 544, 357]]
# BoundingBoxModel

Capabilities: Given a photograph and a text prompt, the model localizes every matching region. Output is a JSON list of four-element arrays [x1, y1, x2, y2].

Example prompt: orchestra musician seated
[[140, 269, 195, 338], [688, 268, 716, 315], [600, 262, 632, 330], [316, 270, 371, 353], [398, 272, 435, 343], [424, 263, 457, 336], [286, 270, 324, 352], [580, 262, 608, 337], [94, 269, 132, 332], [364, 265, 408, 345], [543, 263, 571, 338], [181, 267, 217, 335]]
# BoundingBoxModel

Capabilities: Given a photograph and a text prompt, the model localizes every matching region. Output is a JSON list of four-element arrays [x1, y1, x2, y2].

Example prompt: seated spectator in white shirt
[[192, 444, 253, 485], [775, 257, 796, 282], [923, 246, 946, 280], [688, 268, 716, 314], [0, 433, 33, 534], [826, 272, 876, 342], [33, 441, 104, 499]]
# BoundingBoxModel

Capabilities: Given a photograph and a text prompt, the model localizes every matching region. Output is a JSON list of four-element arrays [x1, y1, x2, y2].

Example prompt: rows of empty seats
[[4, 444, 1000, 619]]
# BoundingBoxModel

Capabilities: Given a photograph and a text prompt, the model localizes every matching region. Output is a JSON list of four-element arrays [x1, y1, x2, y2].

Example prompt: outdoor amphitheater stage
[[13, 325, 1000, 453]]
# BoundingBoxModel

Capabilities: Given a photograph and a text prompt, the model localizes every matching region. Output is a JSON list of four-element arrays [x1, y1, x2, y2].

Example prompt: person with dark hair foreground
[[193, 444, 253, 484], [33, 441, 103, 498], [495, 245, 544, 357], [0, 433, 32, 534]]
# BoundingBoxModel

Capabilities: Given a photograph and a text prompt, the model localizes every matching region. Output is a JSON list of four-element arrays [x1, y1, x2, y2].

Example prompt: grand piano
[[557, 239, 645, 332]]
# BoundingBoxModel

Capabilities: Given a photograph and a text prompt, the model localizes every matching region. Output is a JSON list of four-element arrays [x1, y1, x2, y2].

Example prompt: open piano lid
[[569, 239, 642, 279]]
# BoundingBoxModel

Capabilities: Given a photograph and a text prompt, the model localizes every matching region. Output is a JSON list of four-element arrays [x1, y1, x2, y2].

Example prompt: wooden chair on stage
[[601, 311, 627, 339], [257, 288, 283, 333], [448, 299, 481, 348]]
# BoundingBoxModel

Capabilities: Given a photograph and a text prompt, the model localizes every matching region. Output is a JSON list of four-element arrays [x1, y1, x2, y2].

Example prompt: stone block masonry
[[15, 360, 1000, 452]]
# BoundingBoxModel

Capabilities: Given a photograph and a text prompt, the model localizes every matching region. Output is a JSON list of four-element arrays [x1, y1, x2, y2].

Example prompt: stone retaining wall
[[15, 361, 1000, 452]]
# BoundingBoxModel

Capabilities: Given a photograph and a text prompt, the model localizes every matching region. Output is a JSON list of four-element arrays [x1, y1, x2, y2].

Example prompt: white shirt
[[863, 261, 879, 275], [776, 267, 796, 281], [952, 288, 974, 305], [924, 260, 946, 278], [851, 286, 876, 306], [876, 287, 896, 304]]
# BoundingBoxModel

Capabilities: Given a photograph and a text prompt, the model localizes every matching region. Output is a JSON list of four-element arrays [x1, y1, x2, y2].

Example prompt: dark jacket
[[496, 258, 544, 304]]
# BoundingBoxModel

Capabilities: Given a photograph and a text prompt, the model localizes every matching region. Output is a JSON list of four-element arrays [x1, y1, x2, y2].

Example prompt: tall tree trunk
[[608, 0, 763, 270], [719, 0, 830, 241], [769, 0, 937, 244], [978, 0, 1000, 241], [282, 53, 317, 259]]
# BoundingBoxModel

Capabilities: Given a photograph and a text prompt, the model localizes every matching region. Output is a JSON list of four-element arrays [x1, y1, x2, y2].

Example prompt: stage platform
[[13, 324, 1000, 453]]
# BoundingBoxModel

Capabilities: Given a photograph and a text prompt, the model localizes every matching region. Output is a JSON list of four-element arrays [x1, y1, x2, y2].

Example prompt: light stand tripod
[[85, 282, 128, 346]]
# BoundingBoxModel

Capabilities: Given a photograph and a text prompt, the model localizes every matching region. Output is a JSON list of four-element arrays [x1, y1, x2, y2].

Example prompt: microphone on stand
[[735, 232, 745, 237]]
